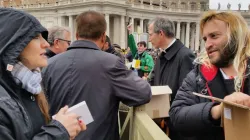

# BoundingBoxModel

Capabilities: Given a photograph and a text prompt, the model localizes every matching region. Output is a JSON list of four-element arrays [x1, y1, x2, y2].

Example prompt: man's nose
[[205, 40, 213, 50]]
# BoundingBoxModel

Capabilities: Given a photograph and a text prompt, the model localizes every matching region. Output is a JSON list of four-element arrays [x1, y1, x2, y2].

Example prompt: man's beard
[[212, 41, 237, 68]]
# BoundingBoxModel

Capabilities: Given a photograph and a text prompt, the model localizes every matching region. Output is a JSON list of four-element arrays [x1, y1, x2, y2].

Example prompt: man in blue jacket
[[42, 11, 152, 140]]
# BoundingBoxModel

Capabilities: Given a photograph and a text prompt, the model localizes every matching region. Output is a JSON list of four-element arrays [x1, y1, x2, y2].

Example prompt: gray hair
[[47, 26, 70, 46], [148, 17, 175, 38]]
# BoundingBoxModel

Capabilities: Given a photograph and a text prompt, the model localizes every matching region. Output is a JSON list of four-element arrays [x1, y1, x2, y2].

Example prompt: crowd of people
[[0, 6, 250, 140]]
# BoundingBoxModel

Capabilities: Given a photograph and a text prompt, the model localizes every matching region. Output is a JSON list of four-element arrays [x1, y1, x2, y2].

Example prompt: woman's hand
[[54, 106, 87, 139]]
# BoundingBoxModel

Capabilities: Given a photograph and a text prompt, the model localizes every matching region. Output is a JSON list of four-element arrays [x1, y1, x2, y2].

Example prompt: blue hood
[[0, 8, 48, 75]]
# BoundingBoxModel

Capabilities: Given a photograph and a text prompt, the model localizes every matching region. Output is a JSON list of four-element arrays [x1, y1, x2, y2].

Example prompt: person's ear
[[76, 33, 79, 40], [53, 39, 59, 48], [159, 30, 166, 39], [104, 42, 109, 50], [102, 32, 106, 43], [159, 30, 163, 36]]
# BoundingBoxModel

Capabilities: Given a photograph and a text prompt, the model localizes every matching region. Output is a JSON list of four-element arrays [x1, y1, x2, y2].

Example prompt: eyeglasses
[[56, 38, 71, 45]]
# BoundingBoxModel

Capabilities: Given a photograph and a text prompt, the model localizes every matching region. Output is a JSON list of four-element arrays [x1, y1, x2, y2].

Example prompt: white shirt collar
[[220, 69, 236, 79], [162, 38, 176, 52], [168, 38, 176, 48]]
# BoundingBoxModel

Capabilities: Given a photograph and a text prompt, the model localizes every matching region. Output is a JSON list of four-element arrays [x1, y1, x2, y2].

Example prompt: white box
[[137, 86, 172, 119]]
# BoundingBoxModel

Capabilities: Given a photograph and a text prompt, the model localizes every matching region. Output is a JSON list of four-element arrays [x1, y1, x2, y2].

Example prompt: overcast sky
[[210, 0, 250, 10]]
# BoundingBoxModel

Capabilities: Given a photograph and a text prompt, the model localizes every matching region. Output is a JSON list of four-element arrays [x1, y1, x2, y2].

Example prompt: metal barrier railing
[[119, 104, 170, 140]]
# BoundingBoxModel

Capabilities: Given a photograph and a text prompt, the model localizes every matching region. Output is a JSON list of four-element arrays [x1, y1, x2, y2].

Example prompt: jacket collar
[[161, 39, 183, 60], [141, 51, 149, 57], [45, 49, 56, 58], [136, 51, 148, 59], [163, 38, 176, 50], [198, 58, 250, 83], [68, 40, 100, 51]]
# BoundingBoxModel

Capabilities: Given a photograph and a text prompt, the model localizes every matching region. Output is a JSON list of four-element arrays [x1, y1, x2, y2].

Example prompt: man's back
[[42, 40, 151, 140]]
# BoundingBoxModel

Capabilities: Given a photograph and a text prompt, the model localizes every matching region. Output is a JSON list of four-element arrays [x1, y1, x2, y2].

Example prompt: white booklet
[[53, 101, 94, 125]]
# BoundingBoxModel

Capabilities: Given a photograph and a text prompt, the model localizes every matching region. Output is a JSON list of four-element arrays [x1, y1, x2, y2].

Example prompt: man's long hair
[[196, 11, 250, 92]]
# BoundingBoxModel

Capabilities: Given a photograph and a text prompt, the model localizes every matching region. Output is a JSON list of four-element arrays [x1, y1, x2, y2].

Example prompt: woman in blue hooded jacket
[[0, 8, 86, 140]]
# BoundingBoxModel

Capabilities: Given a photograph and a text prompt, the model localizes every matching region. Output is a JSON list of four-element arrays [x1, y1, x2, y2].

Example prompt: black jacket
[[150, 39, 195, 102], [126, 51, 133, 62], [45, 49, 57, 58], [42, 40, 152, 140], [106, 46, 125, 63], [169, 63, 250, 140], [0, 8, 69, 140]]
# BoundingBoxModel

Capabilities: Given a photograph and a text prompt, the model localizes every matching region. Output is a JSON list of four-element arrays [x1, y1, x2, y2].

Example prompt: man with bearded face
[[206, 34, 237, 68], [169, 11, 250, 140]]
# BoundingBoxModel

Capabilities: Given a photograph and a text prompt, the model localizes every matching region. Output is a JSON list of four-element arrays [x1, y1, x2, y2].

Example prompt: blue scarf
[[11, 62, 42, 94]]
